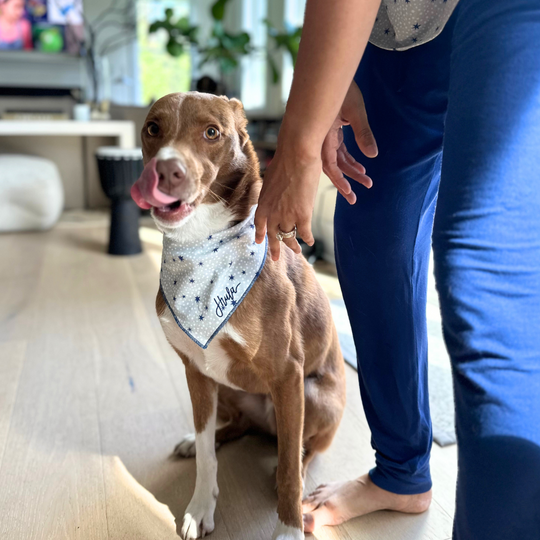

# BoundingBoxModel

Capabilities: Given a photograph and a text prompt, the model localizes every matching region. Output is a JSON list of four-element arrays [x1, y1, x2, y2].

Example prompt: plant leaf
[[148, 21, 165, 33], [219, 55, 238, 73], [166, 38, 185, 57], [266, 24, 302, 67], [267, 52, 280, 84], [211, 0, 231, 21]]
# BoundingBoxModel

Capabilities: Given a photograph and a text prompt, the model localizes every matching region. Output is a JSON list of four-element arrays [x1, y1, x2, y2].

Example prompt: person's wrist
[[278, 115, 326, 162]]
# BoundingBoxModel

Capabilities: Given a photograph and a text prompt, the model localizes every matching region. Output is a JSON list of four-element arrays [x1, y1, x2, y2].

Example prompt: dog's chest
[[160, 308, 243, 390]]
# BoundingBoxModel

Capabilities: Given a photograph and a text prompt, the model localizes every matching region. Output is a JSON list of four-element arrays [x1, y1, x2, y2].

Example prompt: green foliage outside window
[[137, 1, 192, 105], [148, 0, 302, 88]]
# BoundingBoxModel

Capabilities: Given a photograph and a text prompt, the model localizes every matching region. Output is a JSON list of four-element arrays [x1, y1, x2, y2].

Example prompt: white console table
[[0, 120, 137, 208], [0, 120, 136, 149]]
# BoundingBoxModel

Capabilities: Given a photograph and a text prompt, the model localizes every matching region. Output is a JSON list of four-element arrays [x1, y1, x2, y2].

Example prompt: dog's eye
[[147, 122, 159, 136], [204, 126, 220, 140]]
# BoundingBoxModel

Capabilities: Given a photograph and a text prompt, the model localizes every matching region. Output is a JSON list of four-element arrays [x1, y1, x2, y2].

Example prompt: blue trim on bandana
[[160, 235, 268, 349]]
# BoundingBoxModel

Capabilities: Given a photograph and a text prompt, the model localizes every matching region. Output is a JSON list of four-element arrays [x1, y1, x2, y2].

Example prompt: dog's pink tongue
[[131, 157, 178, 210]]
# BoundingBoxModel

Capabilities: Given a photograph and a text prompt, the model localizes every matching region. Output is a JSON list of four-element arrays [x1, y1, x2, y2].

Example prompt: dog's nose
[[155, 158, 186, 189]]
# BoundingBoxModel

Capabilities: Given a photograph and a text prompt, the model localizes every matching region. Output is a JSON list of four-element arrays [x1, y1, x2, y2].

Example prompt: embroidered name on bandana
[[160, 206, 267, 349]]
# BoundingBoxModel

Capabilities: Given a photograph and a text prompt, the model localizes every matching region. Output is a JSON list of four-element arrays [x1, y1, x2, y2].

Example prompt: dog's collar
[[160, 205, 267, 349]]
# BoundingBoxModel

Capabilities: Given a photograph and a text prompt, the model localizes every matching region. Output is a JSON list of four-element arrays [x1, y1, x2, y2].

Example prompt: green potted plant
[[149, 0, 251, 94], [148, 0, 303, 92], [148, 8, 198, 59], [198, 0, 251, 85]]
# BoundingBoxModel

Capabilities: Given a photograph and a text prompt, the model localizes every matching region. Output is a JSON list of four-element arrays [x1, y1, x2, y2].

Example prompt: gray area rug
[[331, 299, 456, 447]]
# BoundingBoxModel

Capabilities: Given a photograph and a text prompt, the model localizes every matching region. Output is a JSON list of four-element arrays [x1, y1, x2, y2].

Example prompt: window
[[240, 0, 268, 111], [136, 0, 192, 105], [281, 0, 306, 103]]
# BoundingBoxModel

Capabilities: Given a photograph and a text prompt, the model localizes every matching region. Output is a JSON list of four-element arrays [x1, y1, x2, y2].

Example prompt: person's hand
[[321, 80, 378, 205], [255, 80, 377, 261], [255, 144, 320, 261]]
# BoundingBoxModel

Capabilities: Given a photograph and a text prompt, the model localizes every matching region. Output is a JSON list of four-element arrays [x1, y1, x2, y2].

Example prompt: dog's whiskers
[[212, 180, 235, 192], [201, 184, 229, 206]]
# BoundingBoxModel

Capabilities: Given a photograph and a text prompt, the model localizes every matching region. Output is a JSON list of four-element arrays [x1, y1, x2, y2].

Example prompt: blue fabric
[[334, 0, 540, 537]]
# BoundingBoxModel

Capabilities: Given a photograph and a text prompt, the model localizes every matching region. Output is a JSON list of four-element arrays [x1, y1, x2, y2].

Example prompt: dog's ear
[[229, 98, 249, 149]]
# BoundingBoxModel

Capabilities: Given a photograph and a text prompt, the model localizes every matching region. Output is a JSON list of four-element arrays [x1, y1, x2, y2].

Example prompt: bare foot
[[302, 473, 431, 533]]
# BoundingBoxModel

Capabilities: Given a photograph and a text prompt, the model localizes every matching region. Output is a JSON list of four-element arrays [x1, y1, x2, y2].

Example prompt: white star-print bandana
[[160, 205, 267, 349]]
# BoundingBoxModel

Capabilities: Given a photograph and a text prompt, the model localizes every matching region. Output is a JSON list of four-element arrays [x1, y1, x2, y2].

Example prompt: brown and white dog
[[132, 92, 346, 540]]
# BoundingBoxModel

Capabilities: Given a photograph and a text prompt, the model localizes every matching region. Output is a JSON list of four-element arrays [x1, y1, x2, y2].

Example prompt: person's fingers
[[345, 83, 378, 158], [277, 220, 301, 255], [269, 214, 296, 261], [282, 236, 302, 255], [321, 125, 362, 203], [297, 216, 314, 247], [352, 123, 378, 158], [322, 162, 357, 205], [303, 504, 337, 534], [323, 160, 352, 194], [338, 145, 366, 175], [267, 224, 281, 261], [254, 206, 267, 244], [349, 94, 378, 158], [321, 139, 355, 202], [336, 160, 372, 190], [336, 148, 373, 189]]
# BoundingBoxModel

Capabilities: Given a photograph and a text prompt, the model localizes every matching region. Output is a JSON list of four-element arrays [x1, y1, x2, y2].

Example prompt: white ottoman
[[0, 155, 64, 232]]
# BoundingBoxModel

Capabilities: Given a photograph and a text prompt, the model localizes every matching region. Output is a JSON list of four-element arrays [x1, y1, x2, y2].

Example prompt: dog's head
[[132, 92, 259, 235]]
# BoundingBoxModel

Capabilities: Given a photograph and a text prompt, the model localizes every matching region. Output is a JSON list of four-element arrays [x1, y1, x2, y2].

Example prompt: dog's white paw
[[180, 502, 216, 539], [174, 433, 196, 458], [271, 520, 304, 540]]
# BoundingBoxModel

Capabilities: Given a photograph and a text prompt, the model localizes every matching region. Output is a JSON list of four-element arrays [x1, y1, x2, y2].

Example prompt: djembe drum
[[96, 147, 144, 256]]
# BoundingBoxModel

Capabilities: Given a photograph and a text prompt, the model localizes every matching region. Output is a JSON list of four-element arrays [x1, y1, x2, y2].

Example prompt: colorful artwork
[[0, 0, 83, 53], [46, 0, 82, 26], [26, 0, 47, 21], [33, 23, 64, 52], [0, 0, 32, 50]]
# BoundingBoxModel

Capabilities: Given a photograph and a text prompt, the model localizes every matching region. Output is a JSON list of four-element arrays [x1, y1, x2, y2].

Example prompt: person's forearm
[[280, 0, 380, 156]]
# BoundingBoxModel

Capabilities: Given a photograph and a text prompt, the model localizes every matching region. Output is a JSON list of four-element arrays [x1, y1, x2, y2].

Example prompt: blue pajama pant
[[334, 0, 540, 538]]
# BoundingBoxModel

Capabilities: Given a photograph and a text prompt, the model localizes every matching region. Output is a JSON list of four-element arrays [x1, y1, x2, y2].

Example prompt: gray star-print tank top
[[370, 0, 459, 51]]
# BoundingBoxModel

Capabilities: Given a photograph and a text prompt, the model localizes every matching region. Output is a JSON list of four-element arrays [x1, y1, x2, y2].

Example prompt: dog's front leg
[[270, 363, 305, 540], [181, 364, 219, 540]]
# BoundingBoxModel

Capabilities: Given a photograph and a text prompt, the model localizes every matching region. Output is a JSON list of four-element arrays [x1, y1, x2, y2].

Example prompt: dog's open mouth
[[153, 199, 193, 221], [157, 200, 182, 213]]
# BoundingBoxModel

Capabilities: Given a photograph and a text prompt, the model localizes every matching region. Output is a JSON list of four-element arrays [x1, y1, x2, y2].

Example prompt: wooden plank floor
[[0, 214, 457, 540]]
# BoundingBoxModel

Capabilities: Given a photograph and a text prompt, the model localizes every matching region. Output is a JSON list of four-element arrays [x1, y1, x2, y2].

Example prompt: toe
[[303, 502, 339, 533], [302, 485, 329, 512], [181, 514, 196, 539], [301, 497, 319, 513], [201, 515, 215, 537], [306, 483, 327, 498], [303, 513, 315, 534]]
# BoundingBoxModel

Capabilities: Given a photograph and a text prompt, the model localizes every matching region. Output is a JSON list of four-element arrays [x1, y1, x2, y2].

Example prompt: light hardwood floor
[[0, 214, 457, 540]]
